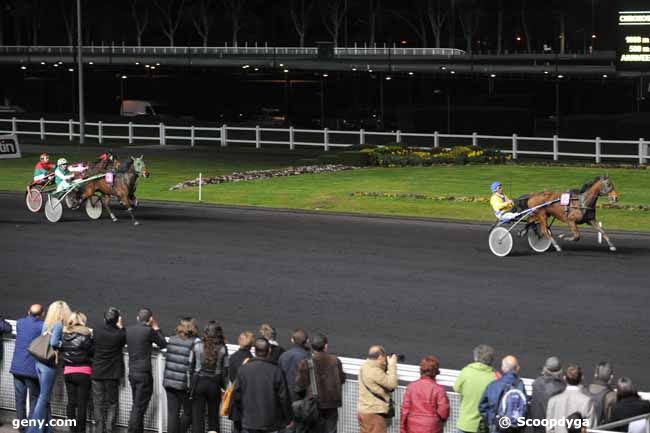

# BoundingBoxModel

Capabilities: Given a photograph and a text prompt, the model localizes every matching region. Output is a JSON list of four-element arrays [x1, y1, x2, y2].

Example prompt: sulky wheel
[[528, 224, 553, 253], [26, 187, 44, 213], [85, 195, 103, 220], [44, 195, 63, 223], [489, 226, 514, 257]]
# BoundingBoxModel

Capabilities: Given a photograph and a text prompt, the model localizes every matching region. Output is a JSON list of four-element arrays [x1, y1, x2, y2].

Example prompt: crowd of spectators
[[2, 306, 650, 433]]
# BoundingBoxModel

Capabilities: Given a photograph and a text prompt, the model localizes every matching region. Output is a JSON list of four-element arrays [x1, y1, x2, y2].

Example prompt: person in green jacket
[[453, 345, 500, 433]]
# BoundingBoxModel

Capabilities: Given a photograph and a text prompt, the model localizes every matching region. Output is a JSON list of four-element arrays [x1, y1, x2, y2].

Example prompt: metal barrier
[[0, 117, 647, 164]]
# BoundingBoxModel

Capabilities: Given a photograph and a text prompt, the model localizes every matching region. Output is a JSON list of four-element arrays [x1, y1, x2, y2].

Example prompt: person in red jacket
[[400, 356, 450, 433], [33, 153, 54, 182]]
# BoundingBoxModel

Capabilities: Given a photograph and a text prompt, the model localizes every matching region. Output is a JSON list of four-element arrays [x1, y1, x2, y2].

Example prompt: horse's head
[[130, 155, 150, 178], [600, 175, 618, 203]]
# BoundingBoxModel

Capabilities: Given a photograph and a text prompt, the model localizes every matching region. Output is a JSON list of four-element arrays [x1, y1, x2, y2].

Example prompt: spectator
[[609, 377, 650, 432], [565, 412, 587, 433], [546, 364, 597, 433], [295, 333, 346, 433], [163, 318, 199, 433], [0, 314, 12, 428], [259, 323, 285, 363], [27, 300, 71, 433], [357, 345, 398, 433], [60, 312, 94, 433], [91, 307, 126, 433], [192, 321, 229, 433], [400, 356, 450, 433], [279, 328, 310, 402], [229, 331, 254, 383], [453, 345, 500, 433], [479, 355, 527, 433], [10, 305, 44, 433], [126, 308, 167, 433], [584, 362, 616, 425], [530, 357, 566, 433], [231, 337, 292, 433], [0, 315, 11, 361]]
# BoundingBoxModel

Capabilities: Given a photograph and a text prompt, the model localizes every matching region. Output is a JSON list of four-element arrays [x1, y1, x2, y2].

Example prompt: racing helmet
[[39, 152, 49, 162], [57, 158, 68, 166], [490, 181, 502, 193]]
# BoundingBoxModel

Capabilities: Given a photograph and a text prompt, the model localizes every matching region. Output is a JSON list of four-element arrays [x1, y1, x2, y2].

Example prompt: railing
[[3, 321, 650, 433], [0, 45, 466, 57], [0, 117, 647, 164], [588, 413, 650, 433]]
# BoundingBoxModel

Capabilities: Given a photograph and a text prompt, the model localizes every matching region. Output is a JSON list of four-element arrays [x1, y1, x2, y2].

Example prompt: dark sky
[[1, 0, 619, 51]]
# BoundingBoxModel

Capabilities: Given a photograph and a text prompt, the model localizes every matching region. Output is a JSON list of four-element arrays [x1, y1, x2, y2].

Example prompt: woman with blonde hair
[[60, 312, 94, 433], [27, 300, 72, 433]]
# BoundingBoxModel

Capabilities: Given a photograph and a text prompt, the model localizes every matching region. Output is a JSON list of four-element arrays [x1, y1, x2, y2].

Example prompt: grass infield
[[2, 148, 649, 232]]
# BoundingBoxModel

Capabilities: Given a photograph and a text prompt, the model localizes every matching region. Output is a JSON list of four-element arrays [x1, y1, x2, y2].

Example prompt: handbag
[[292, 357, 320, 423], [27, 333, 57, 367], [221, 357, 249, 417], [360, 370, 395, 418]]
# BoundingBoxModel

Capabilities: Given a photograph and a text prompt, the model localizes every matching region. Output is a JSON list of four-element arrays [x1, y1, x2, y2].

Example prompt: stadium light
[[602, 74, 608, 78], [544, 71, 549, 75], [385, 76, 392, 80], [150, 66, 156, 70], [40, 62, 46, 65], [121, 75, 128, 79], [592, 34, 597, 39], [283, 69, 289, 73], [490, 74, 496, 78], [88, 61, 94, 65], [20, 66, 27, 70], [242, 64, 250, 69], [408, 72, 414, 76], [53, 64, 60, 68], [135, 62, 140, 65], [450, 70, 456, 74], [254, 67, 259, 71], [322, 73, 328, 77], [156, 63, 160, 66], [145, 65, 150, 68], [557, 74, 564, 79], [368, 69, 373, 73], [352, 67, 357, 71], [279, 63, 284, 67], [68, 68, 75, 72], [441, 66, 447, 71]]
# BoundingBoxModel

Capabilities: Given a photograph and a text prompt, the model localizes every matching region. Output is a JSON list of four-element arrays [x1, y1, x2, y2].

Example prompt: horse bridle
[[599, 178, 613, 195]]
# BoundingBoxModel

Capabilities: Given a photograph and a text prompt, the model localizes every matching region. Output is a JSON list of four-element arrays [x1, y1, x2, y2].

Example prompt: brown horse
[[78, 155, 150, 226], [523, 175, 619, 252]]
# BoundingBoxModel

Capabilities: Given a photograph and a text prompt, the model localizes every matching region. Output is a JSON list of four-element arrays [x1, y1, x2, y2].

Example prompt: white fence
[[0, 117, 647, 164], [0, 45, 466, 57]]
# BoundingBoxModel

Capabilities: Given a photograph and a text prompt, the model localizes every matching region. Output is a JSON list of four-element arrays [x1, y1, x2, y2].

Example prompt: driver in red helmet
[[33, 153, 54, 183]]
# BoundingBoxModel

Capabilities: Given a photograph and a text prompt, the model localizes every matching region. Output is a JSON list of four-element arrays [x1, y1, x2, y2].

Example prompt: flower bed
[[169, 165, 356, 191], [360, 145, 509, 167]]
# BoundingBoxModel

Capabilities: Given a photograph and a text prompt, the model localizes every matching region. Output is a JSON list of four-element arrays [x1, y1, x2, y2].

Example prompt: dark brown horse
[[78, 155, 150, 226], [523, 175, 619, 252]]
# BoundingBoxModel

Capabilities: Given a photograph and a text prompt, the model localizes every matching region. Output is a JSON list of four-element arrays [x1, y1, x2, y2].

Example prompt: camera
[[390, 353, 406, 362]]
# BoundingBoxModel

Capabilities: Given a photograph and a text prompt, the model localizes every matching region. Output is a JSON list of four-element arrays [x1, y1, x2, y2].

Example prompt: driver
[[490, 181, 518, 220], [33, 153, 54, 183], [54, 158, 75, 192]]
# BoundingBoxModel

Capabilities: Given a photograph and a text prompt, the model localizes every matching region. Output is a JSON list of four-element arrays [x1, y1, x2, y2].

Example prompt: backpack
[[496, 380, 527, 431]]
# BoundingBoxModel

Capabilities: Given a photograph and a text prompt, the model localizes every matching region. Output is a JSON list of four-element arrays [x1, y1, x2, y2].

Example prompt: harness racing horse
[[78, 156, 150, 226], [523, 175, 619, 252]]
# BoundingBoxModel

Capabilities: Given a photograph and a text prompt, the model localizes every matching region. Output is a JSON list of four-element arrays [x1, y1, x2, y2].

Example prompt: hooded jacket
[[454, 362, 500, 433]]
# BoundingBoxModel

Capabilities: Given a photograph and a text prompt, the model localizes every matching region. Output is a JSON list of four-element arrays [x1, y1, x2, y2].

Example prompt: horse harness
[[563, 179, 610, 218]]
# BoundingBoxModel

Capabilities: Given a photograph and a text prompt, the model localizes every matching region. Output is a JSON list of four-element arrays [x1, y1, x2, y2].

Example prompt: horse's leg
[[538, 213, 562, 252], [559, 220, 580, 242], [102, 194, 118, 222], [590, 220, 616, 252], [117, 191, 139, 226]]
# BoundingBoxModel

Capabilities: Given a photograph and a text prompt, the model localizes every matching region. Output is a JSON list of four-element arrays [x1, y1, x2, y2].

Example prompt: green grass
[[3, 150, 649, 231]]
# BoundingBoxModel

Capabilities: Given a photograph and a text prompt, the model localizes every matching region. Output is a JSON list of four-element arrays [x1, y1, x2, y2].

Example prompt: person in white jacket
[[54, 158, 75, 192], [546, 364, 597, 433]]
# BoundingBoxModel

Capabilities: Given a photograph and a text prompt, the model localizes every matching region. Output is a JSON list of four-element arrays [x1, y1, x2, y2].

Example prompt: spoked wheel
[[528, 224, 553, 253], [85, 195, 103, 220], [26, 186, 43, 213], [44, 195, 63, 223], [65, 193, 79, 209], [489, 226, 514, 257]]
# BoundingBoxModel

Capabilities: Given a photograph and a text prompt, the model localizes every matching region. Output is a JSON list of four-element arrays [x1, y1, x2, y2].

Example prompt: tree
[[223, 0, 245, 47], [59, 0, 75, 46], [367, 0, 381, 47], [290, 0, 314, 47], [427, 0, 447, 48], [153, 0, 186, 47], [320, 0, 347, 47], [520, 0, 532, 52], [130, 0, 150, 46], [191, 0, 216, 47], [392, 0, 428, 47], [457, 0, 481, 53]]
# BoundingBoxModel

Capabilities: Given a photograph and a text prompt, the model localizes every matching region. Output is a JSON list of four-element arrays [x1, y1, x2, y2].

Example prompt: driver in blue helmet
[[490, 181, 518, 220]]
